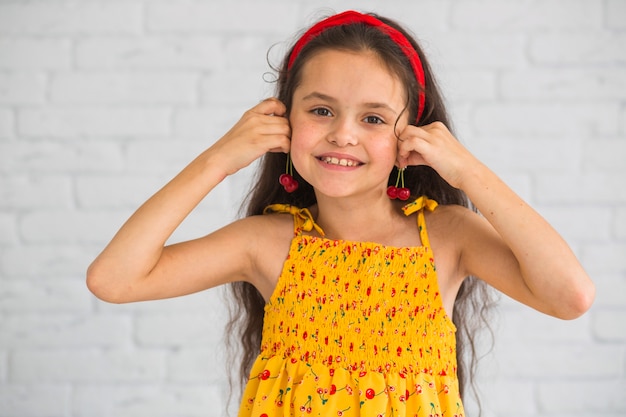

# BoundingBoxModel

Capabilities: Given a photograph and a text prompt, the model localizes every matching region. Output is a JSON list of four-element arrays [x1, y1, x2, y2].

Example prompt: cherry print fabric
[[239, 197, 465, 417]]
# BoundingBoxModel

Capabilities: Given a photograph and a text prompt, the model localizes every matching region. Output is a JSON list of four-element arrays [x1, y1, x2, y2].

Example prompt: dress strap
[[402, 196, 438, 248], [263, 204, 326, 237]]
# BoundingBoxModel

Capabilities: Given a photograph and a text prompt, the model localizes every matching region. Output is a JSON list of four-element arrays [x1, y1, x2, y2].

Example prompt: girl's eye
[[312, 108, 332, 117], [364, 115, 384, 124]]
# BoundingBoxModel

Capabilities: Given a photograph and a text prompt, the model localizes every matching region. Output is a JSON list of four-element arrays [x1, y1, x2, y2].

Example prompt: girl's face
[[289, 49, 409, 200]]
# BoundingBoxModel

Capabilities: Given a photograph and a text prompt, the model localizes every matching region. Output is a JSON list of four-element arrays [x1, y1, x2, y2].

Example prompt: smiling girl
[[87, 10, 594, 417]]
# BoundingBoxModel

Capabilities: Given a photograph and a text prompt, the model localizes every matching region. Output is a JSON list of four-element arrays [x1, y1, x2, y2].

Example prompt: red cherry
[[284, 180, 299, 193], [260, 370, 270, 380], [386, 186, 398, 199], [397, 187, 410, 201], [365, 388, 375, 399], [279, 173, 293, 186], [330, 384, 337, 395]]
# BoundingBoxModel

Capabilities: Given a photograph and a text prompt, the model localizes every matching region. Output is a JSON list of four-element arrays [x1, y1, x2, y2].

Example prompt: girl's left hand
[[396, 121, 479, 189]]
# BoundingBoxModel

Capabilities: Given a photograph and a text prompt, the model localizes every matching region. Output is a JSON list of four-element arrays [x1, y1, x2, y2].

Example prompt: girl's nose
[[328, 118, 358, 147]]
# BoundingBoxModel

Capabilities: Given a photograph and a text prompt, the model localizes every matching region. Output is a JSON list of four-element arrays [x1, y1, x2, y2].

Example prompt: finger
[[256, 97, 287, 117], [266, 135, 291, 154]]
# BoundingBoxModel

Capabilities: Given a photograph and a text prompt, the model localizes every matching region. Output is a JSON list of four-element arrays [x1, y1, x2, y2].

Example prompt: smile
[[319, 156, 362, 167]]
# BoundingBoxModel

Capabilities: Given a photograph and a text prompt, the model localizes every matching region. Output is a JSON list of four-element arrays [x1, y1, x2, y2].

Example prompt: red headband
[[288, 10, 426, 123]]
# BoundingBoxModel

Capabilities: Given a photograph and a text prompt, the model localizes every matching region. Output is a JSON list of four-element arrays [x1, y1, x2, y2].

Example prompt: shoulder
[[240, 208, 296, 238], [233, 210, 296, 299], [426, 203, 475, 233], [427, 202, 507, 276], [423, 203, 481, 271]]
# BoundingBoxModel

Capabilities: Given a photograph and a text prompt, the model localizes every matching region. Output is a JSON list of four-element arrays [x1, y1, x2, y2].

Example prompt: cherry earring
[[279, 153, 299, 193], [387, 168, 410, 201]]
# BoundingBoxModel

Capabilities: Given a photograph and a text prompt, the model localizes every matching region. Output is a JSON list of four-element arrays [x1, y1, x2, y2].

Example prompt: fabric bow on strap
[[264, 204, 326, 237], [402, 195, 438, 216]]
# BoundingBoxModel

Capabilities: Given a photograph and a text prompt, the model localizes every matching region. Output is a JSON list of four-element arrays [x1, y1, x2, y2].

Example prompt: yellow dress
[[238, 197, 465, 417]]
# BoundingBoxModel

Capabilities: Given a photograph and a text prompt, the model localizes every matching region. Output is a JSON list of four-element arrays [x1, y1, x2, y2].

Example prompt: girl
[[87, 10, 594, 417]]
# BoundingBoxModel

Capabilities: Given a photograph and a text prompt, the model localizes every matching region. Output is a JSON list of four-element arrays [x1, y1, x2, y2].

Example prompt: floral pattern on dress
[[239, 197, 464, 417]]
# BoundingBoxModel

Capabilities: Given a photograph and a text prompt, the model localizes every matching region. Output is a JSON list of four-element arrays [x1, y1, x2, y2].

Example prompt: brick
[[0, 279, 91, 313], [75, 174, 167, 209], [616, 207, 626, 239], [173, 105, 246, 138], [537, 205, 611, 242], [124, 140, 208, 175], [592, 274, 626, 308], [496, 343, 623, 378], [0, 108, 14, 138], [135, 313, 225, 348], [147, 1, 299, 34], [497, 308, 593, 344], [11, 349, 166, 383], [0, 351, 6, 382], [17, 107, 172, 138], [0, 73, 46, 104], [501, 69, 626, 100], [76, 36, 224, 70], [0, 384, 70, 417], [469, 137, 583, 174], [607, 0, 626, 29], [530, 32, 626, 65], [451, 0, 603, 31], [0, 314, 131, 349], [476, 380, 536, 415], [168, 348, 223, 383], [224, 35, 284, 71], [0, 213, 18, 246], [436, 33, 525, 69], [581, 243, 626, 274], [440, 70, 497, 102], [201, 70, 272, 105], [592, 309, 626, 341], [0, 39, 71, 70], [537, 380, 626, 412], [583, 138, 626, 173], [73, 384, 224, 417], [0, 142, 124, 174], [0, 175, 72, 209], [535, 173, 626, 205], [0, 244, 101, 279], [19, 209, 137, 244], [474, 102, 620, 136], [0, 3, 142, 35], [50, 73, 199, 105]]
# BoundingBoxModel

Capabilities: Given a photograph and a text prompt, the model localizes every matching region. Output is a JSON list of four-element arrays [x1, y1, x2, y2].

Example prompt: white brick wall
[[0, 1, 624, 416]]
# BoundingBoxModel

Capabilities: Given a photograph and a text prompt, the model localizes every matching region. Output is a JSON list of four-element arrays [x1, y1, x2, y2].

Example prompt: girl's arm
[[87, 98, 291, 303], [397, 122, 595, 319]]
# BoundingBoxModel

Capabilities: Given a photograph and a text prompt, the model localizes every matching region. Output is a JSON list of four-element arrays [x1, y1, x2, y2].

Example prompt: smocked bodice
[[238, 197, 465, 417]]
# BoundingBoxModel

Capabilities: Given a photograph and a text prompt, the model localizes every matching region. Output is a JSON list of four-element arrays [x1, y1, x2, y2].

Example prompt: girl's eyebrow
[[301, 91, 398, 115]]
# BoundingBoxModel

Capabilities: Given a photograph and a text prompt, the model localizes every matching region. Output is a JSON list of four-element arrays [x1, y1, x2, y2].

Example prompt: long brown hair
[[226, 11, 495, 408]]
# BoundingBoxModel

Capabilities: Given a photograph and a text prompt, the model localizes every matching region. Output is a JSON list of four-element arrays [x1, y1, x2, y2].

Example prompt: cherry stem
[[287, 154, 294, 176], [395, 168, 405, 188]]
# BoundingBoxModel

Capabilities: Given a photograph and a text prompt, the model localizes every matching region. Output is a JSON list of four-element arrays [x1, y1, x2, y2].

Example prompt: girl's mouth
[[318, 156, 362, 167]]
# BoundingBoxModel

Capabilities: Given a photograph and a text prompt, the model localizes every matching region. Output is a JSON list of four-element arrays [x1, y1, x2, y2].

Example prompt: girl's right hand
[[212, 98, 292, 176]]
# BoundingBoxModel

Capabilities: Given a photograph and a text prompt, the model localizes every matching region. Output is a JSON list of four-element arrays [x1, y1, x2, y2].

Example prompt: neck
[[313, 192, 403, 242]]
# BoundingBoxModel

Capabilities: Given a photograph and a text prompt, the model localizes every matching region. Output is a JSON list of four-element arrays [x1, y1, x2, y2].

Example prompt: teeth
[[322, 156, 359, 167]]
